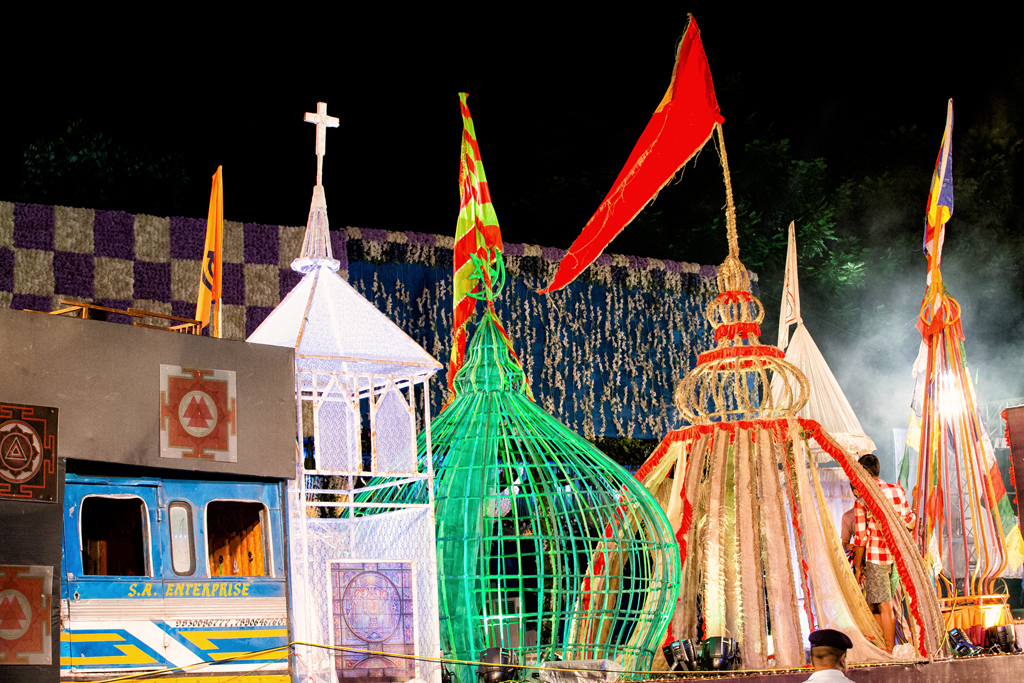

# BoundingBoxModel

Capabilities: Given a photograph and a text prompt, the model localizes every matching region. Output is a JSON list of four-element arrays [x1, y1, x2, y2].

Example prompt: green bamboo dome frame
[[360, 306, 680, 678]]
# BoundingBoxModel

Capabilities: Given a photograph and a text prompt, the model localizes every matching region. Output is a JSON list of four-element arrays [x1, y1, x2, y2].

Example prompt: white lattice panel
[[316, 398, 361, 471], [374, 386, 416, 474]]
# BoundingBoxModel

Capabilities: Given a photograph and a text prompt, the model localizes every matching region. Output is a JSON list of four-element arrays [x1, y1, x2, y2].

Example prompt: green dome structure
[[362, 308, 680, 678]]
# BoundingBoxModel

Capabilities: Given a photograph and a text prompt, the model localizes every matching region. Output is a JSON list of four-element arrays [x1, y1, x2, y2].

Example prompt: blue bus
[[60, 468, 291, 680]]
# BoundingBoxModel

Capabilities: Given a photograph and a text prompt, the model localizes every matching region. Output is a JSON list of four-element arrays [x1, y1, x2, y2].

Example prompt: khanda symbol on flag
[[449, 93, 525, 398], [196, 165, 224, 337]]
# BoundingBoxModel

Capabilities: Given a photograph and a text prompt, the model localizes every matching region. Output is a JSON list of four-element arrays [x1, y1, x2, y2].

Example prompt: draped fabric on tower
[[530, 16, 946, 665], [636, 243, 945, 668]]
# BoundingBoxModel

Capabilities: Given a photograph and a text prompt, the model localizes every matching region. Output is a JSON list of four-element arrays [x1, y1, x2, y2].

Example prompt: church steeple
[[292, 102, 341, 274]]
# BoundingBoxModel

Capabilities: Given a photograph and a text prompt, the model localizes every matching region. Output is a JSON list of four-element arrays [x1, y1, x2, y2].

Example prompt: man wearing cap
[[804, 629, 855, 682]]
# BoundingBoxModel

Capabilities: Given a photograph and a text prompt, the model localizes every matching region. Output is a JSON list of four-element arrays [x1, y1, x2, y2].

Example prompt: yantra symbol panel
[[160, 365, 237, 461], [329, 561, 416, 680], [0, 402, 58, 503], [0, 565, 53, 665]]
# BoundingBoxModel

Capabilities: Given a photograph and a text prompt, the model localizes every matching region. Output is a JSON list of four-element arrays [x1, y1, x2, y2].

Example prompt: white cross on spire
[[304, 102, 339, 186]]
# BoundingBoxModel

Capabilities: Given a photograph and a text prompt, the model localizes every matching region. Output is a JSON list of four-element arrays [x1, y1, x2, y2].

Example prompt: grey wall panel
[[0, 307, 296, 480], [0, 458, 63, 680]]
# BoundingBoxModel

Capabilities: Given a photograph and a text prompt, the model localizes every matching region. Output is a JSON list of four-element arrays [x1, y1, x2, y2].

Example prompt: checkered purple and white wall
[[0, 201, 345, 338]]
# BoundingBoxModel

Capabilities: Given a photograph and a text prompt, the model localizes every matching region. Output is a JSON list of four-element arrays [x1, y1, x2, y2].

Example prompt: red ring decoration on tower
[[697, 345, 785, 365], [713, 322, 762, 341]]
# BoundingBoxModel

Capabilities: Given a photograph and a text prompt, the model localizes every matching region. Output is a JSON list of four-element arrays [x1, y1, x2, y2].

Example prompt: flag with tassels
[[917, 99, 955, 340], [196, 165, 223, 337], [909, 99, 1024, 593], [449, 94, 524, 398], [540, 14, 724, 294]]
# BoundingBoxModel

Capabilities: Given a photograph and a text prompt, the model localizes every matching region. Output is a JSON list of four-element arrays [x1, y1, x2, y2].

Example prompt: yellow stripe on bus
[[208, 649, 288, 661], [124, 677, 288, 683], [61, 632, 126, 642], [59, 644, 158, 665], [182, 629, 288, 650]]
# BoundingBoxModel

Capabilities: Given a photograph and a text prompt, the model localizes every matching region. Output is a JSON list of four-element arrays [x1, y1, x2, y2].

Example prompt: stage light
[[662, 639, 698, 671], [947, 628, 982, 657], [699, 637, 738, 670], [981, 604, 1005, 629], [986, 625, 1019, 654], [477, 648, 522, 683], [937, 371, 965, 418]]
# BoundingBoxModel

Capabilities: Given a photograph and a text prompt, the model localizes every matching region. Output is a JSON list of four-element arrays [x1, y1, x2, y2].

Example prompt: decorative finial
[[672, 123, 809, 423], [293, 103, 341, 274]]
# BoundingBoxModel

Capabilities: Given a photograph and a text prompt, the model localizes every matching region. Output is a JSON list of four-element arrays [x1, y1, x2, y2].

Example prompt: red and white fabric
[[853, 479, 915, 565]]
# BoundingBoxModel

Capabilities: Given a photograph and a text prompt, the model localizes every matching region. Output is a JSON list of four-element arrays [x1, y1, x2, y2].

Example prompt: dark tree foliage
[[589, 438, 659, 472], [14, 120, 190, 216]]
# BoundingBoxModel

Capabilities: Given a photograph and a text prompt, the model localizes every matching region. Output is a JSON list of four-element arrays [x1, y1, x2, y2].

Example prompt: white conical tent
[[771, 222, 876, 458], [776, 323, 876, 456]]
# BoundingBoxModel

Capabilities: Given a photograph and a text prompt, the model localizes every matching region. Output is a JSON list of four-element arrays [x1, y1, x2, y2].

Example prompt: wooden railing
[[47, 300, 203, 335]]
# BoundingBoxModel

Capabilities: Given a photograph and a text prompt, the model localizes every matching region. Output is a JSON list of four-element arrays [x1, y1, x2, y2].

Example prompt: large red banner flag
[[449, 93, 504, 395], [539, 15, 723, 294]]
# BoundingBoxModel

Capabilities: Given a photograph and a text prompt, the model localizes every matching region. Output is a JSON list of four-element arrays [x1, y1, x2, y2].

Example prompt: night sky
[[3, 10, 1022, 458], [4, 10, 1018, 244]]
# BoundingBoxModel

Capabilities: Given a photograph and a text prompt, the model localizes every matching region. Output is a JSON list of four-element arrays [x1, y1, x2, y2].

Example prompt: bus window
[[81, 497, 148, 576], [169, 502, 196, 576], [207, 501, 268, 577]]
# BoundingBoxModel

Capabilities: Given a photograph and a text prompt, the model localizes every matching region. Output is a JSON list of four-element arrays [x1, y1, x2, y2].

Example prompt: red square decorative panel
[[0, 402, 58, 503], [160, 365, 237, 461], [0, 565, 52, 665]]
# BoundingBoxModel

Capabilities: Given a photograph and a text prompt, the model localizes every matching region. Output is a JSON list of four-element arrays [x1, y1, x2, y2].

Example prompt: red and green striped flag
[[450, 93, 506, 396]]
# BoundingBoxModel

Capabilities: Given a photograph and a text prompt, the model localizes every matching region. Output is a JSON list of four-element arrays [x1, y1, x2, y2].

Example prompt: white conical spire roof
[[247, 265, 441, 381], [247, 101, 441, 386], [292, 184, 337, 273]]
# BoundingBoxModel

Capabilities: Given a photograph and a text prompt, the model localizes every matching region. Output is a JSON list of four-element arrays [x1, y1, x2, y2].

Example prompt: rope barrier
[[89, 639, 949, 682]]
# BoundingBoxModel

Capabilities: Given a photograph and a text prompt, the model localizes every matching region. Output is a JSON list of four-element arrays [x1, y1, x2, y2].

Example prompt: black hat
[[809, 629, 853, 651]]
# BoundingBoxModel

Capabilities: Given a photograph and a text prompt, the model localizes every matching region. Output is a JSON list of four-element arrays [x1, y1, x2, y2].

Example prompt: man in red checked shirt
[[852, 453, 916, 653]]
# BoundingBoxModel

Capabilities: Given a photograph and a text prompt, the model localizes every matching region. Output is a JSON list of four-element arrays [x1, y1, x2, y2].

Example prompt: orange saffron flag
[[196, 165, 223, 337]]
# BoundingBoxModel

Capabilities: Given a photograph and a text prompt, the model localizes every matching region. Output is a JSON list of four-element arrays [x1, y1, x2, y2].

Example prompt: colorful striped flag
[[917, 100, 954, 340], [540, 15, 723, 294], [924, 99, 954, 274], [196, 165, 223, 337], [449, 94, 505, 395]]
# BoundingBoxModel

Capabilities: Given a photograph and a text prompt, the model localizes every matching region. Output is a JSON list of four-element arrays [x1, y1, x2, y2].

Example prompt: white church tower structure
[[248, 102, 443, 683]]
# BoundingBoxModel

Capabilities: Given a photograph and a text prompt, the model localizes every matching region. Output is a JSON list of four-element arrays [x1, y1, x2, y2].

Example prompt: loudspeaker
[[1004, 405, 1024, 516], [986, 625, 1018, 653]]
